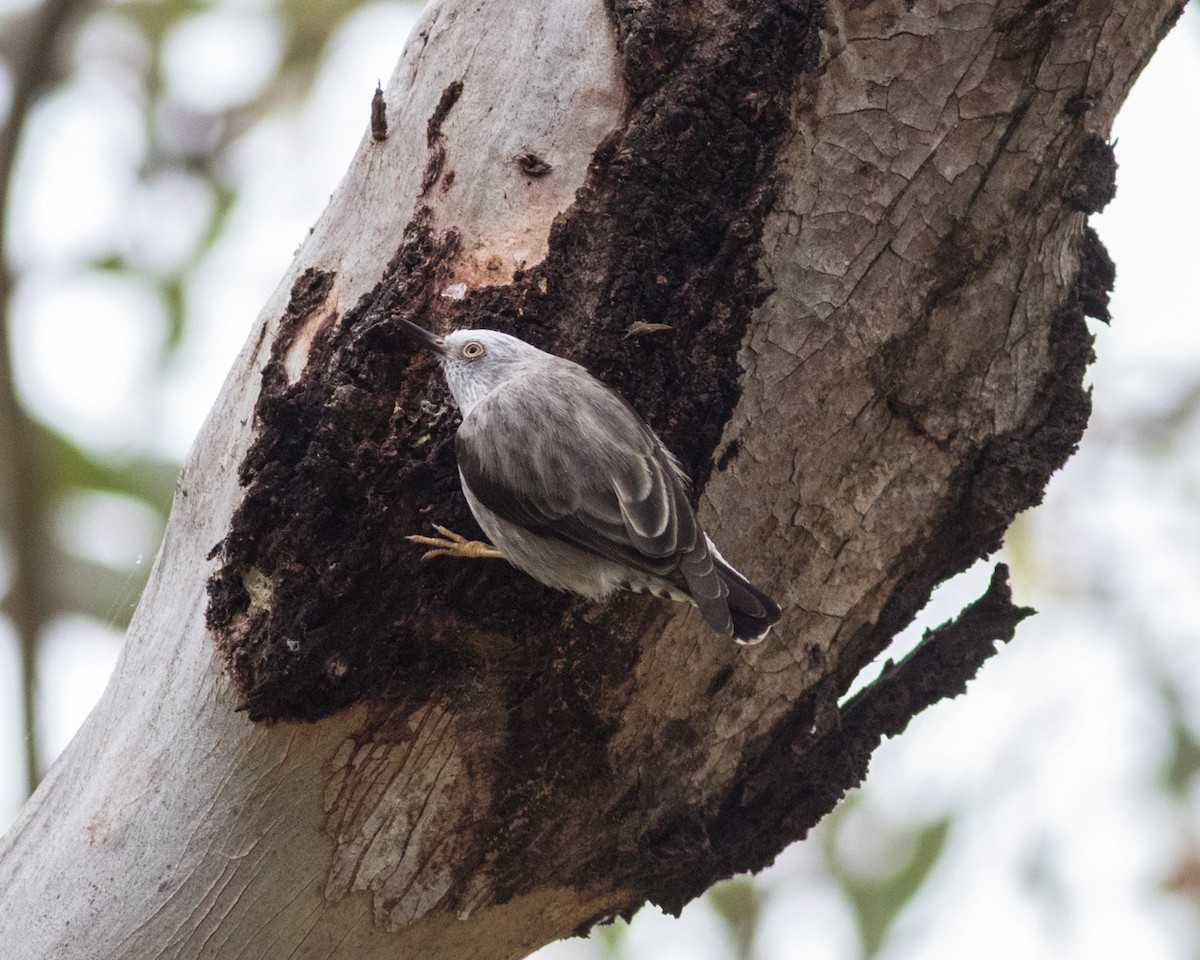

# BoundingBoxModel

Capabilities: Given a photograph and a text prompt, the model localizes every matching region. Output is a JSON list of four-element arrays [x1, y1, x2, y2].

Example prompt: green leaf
[[34, 422, 179, 513], [708, 876, 762, 960], [591, 914, 630, 960], [826, 803, 952, 959]]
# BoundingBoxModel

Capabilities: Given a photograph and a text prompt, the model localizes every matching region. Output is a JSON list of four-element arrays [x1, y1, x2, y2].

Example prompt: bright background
[[1, 1, 1199, 958]]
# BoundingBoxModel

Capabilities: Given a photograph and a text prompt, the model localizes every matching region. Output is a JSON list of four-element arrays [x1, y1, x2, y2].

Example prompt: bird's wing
[[454, 372, 700, 576]]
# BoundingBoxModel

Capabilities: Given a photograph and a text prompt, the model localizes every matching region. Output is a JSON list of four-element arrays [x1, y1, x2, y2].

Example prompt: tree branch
[[0, 0, 1181, 956]]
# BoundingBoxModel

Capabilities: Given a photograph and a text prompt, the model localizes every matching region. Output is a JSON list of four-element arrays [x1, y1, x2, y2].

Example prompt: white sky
[[3, 3, 1200, 958]]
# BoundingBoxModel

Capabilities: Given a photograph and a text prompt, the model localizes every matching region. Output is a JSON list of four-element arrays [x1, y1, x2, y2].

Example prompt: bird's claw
[[406, 524, 503, 561]]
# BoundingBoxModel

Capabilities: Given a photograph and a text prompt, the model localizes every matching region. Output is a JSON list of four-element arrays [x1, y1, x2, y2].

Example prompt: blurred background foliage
[[2, 0, 1200, 958]]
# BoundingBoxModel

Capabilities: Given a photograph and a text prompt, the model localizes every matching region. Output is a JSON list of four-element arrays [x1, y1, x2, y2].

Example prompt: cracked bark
[[0, 0, 1180, 957]]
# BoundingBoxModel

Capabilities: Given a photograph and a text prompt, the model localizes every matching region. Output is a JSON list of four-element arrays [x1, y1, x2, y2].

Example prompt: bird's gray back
[[460, 364, 652, 516], [455, 361, 697, 577]]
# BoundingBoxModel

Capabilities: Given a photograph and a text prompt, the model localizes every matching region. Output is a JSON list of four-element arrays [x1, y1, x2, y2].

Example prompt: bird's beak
[[399, 319, 449, 357]]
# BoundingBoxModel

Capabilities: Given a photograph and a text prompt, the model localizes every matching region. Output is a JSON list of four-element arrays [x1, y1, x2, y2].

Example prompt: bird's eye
[[462, 341, 485, 359]]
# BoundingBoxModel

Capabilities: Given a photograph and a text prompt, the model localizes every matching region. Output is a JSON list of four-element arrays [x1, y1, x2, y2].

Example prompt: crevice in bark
[[582, 564, 1033, 918], [206, 215, 506, 722], [421, 80, 463, 196]]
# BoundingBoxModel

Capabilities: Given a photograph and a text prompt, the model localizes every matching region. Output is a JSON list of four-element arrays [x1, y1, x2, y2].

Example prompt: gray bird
[[401, 321, 781, 643]]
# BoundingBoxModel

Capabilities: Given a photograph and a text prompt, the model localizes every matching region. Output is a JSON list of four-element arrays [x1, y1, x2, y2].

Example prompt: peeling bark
[[0, 0, 1182, 957]]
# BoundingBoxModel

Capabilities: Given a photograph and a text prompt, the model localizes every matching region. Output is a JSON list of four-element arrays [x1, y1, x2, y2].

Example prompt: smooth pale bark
[[0, 0, 1179, 958]]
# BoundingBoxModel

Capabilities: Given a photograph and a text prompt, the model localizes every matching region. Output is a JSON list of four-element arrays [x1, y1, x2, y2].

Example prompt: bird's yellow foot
[[406, 524, 504, 561]]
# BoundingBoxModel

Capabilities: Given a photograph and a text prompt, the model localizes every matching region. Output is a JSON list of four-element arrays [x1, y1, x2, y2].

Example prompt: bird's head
[[400, 321, 550, 415]]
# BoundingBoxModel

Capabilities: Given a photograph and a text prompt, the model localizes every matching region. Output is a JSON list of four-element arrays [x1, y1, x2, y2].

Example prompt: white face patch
[[438, 330, 555, 416]]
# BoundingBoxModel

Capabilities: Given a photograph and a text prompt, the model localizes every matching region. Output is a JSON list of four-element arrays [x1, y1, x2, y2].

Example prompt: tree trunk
[[0, 0, 1178, 956]]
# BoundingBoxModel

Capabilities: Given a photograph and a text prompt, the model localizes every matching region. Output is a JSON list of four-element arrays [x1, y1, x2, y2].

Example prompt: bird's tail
[[680, 536, 781, 644], [715, 555, 781, 644]]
